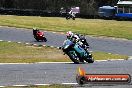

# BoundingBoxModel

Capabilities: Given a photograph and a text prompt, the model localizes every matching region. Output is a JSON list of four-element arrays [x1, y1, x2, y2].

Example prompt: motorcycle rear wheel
[[43, 37, 47, 42], [84, 54, 94, 63]]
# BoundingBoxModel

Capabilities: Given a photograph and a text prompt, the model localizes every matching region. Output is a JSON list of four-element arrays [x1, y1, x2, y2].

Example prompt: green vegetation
[[0, 41, 128, 63], [0, 15, 132, 39], [92, 51, 128, 60], [5, 84, 72, 88], [0, 41, 70, 63]]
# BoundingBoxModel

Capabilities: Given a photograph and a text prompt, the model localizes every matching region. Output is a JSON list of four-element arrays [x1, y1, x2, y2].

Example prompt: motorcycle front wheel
[[67, 51, 80, 64], [35, 37, 39, 42], [72, 17, 75, 20], [66, 17, 69, 20]]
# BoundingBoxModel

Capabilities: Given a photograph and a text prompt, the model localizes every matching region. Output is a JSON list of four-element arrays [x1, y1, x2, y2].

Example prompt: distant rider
[[33, 27, 40, 35], [69, 9, 75, 18]]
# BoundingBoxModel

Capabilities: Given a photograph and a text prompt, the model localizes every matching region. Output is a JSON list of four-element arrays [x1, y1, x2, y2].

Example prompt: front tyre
[[35, 38, 39, 42], [72, 17, 75, 20], [66, 16, 69, 20], [67, 51, 80, 64]]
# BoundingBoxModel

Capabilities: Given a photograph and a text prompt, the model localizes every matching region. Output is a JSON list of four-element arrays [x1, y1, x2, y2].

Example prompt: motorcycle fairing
[[73, 44, 88, 57]]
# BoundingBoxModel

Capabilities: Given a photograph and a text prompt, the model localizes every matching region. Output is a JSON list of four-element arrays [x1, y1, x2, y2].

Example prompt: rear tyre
[[84, 54, 94, 63], [43, 37, 47, 42]]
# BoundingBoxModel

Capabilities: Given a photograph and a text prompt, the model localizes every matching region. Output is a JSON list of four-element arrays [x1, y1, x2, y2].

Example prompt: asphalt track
[[0, 27, 132, 87], [0, 26, 132, 56], [0, 60, 132, 88]]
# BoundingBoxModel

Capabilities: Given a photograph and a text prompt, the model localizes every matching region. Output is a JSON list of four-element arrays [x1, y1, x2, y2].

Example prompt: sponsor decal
[[76, 67, 131, 85]]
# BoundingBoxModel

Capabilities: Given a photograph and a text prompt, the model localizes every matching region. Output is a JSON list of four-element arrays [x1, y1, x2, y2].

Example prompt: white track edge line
[[12, 85, 27, 87], [0, 59, 131, 65], [35, 84, 51, 86], [62, 83, 78, 85], [0, 83, 78, 87]]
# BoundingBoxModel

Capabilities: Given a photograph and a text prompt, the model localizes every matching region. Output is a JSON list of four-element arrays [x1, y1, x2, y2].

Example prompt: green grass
[[0, 15, 132, 39], [92, 51, 128, 60], [0, 41, 128, 63], [0, 41, 70, 63]]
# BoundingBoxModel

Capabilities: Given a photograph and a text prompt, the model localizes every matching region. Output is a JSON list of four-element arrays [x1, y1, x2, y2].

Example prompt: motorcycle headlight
[[64, 45, 69, 49]]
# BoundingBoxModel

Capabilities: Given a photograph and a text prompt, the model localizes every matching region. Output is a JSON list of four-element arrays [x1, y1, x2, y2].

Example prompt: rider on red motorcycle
[[33, 27, 47, 42], [33, 27, 39, 35]]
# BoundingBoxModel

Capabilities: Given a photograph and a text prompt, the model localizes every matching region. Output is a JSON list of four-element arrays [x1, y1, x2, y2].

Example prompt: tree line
[[0, 0, 119, 17]]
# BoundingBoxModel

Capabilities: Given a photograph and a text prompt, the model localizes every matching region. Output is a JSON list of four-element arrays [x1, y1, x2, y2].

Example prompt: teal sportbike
[[61, 39, 94, 64]]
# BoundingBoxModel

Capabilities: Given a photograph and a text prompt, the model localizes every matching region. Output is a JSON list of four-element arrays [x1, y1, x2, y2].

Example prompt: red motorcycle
[[33, 29, 47, 42]]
